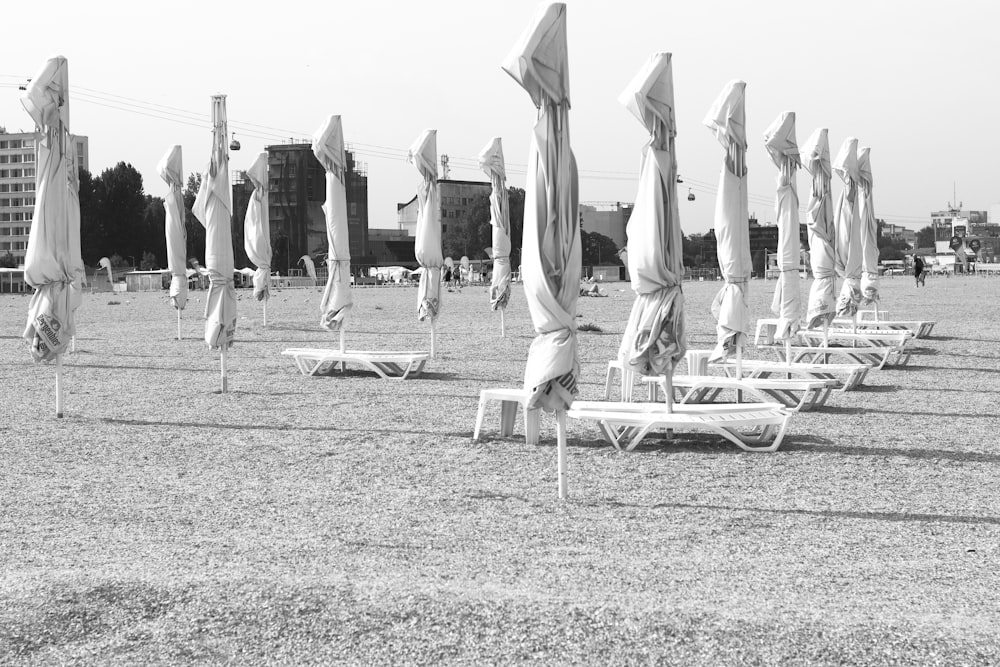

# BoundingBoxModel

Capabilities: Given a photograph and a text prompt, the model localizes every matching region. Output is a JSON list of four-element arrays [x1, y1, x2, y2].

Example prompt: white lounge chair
[[791, 328, 913, 369], [282, 348, 430, 379], [684, 349, 870, 392], [567, 400, 793, 452], [641, 373, 837, 412], [832, 310, 935, 339]]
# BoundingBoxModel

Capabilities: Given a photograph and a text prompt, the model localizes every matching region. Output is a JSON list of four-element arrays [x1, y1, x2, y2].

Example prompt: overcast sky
[[2, 0, 997, 236]]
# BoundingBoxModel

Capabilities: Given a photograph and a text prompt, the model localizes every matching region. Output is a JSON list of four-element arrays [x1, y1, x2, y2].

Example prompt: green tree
[[0, 251, 16, 268], [139, 195, 166, 268], [683, 233, 707, 267], [915, 225, 935, 249], [183, 173, 204, 265], [78, 168, 104, 264], [580, 230, 621, 266], [96, 162, 147, 263], [443, 187, 526, 269]]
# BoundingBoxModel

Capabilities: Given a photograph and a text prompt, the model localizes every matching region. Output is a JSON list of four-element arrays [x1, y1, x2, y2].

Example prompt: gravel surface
[[1, 275, 998, 665]]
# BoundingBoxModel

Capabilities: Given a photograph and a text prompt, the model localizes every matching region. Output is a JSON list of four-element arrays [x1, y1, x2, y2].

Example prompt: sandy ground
[[1, 274, 999, 664]]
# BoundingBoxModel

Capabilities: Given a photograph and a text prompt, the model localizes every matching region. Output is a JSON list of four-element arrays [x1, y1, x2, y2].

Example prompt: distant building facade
[[367, 228, 416, 266], [579, 202, 632, 249], [396, 179, 492, 237], [0, 129, 88, 266], [702, 217, 809, 276], [261, 143, 368, 274], [930, 208, 987, 243]]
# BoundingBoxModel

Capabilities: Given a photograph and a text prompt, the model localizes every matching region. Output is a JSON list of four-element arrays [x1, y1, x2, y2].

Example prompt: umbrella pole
[[556, 409, 568, 499], [430, 319, 437, 358], [339, 328, 346, 353], [664, 361, 674, 414], [220, 346, 228, 393], [71, 336, 75, 353], [500, 309, 505, 338], [263, 300, 268, 327], [177, 310, 182, 341], [56, 353, 64, 418]]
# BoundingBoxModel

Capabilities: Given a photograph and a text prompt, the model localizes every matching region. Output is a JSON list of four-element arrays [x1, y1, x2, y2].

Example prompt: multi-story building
[[882, 222, 917, 248], [0, 129, 88, 266], [579, 202, 633, 249], [396, 179, 492, 238], [930, 208, 987, 243], [260, 143, 368, 275], [702, 218, 809, 276]]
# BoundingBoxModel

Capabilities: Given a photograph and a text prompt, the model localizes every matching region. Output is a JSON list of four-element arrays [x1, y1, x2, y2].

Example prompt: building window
[[0, 242, 8, 250], [9, 154, 20, 164], [23, 197, 34, 207], [0, 214, 8, 222], [0, 156, 8, 164], [23, 182, 34, 192], [349, 202, 357, 216], [0, 185, 7, 193], [442, 224, 447, 233], [10, 169, 20, 177], [23, 169, 32, 177], [10, 183, 20, 192], [0, 199, 8, 208], [8, 140, 20, 149], [0, 141, 7, 149], [76, 142, 83, 156], [10, 198, 22, 207], [12, 213, 23, 221]]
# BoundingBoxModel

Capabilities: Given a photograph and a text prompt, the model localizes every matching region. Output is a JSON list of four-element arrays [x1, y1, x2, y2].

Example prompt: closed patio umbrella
[[479, 137, 512, 336], [802, 128, 836, 330], [833, 137, 862, 319], [21, 56, 84, 417], [616, 52, 686, 408], [703, 80, 751, 371], [192, 94, 236, 392], [243, 151, 271, 325], [857, 146, 879, 311], [98, 256, 113, 289], [313, 115, 353, 349], [408, 128, 444, 357], [503, 1, 580, 498], [158, 144, 187, 339], [763, 111, 802, 343]]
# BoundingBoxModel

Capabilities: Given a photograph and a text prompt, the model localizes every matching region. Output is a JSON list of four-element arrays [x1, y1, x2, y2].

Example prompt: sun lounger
[[792, 329, 913, 368], [831, 314, 935, 339], [566, 400, 793, 452], [756, 317, 931, 344], [472, 388, 540, 445], [640, 374, 837, 412], [281, 348, 429, 379]]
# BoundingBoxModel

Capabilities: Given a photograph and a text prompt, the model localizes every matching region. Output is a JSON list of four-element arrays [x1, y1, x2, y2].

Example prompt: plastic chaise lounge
[[640, 373, 837, 412], [281, 348, 430, 379], [566, 400, 793, 452]]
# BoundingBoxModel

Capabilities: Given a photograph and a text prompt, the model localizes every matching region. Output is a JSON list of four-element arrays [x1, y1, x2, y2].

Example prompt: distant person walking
[[913, 256, 925, 287]]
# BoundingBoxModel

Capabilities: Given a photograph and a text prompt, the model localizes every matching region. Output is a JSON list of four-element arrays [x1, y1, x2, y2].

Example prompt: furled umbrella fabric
[[192, 95, 236, 350], [299, 255, 317, 283], [703, 80, 751, 362], [243, 151, 271, 306], [857, 146, 879, 306], [617, 52, 686, 378], [98, 256, 113, 288], [21, 55, 84, 364], [833, 137, 862, 318], [479, 137, 512, 312], [158, 145, 187, 311], [502, 1, 581, 413], [763, 111, 802, 341], [313, 115, 353, 332], [408, 129, 444, 325], [801, 128, 836, 329]]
